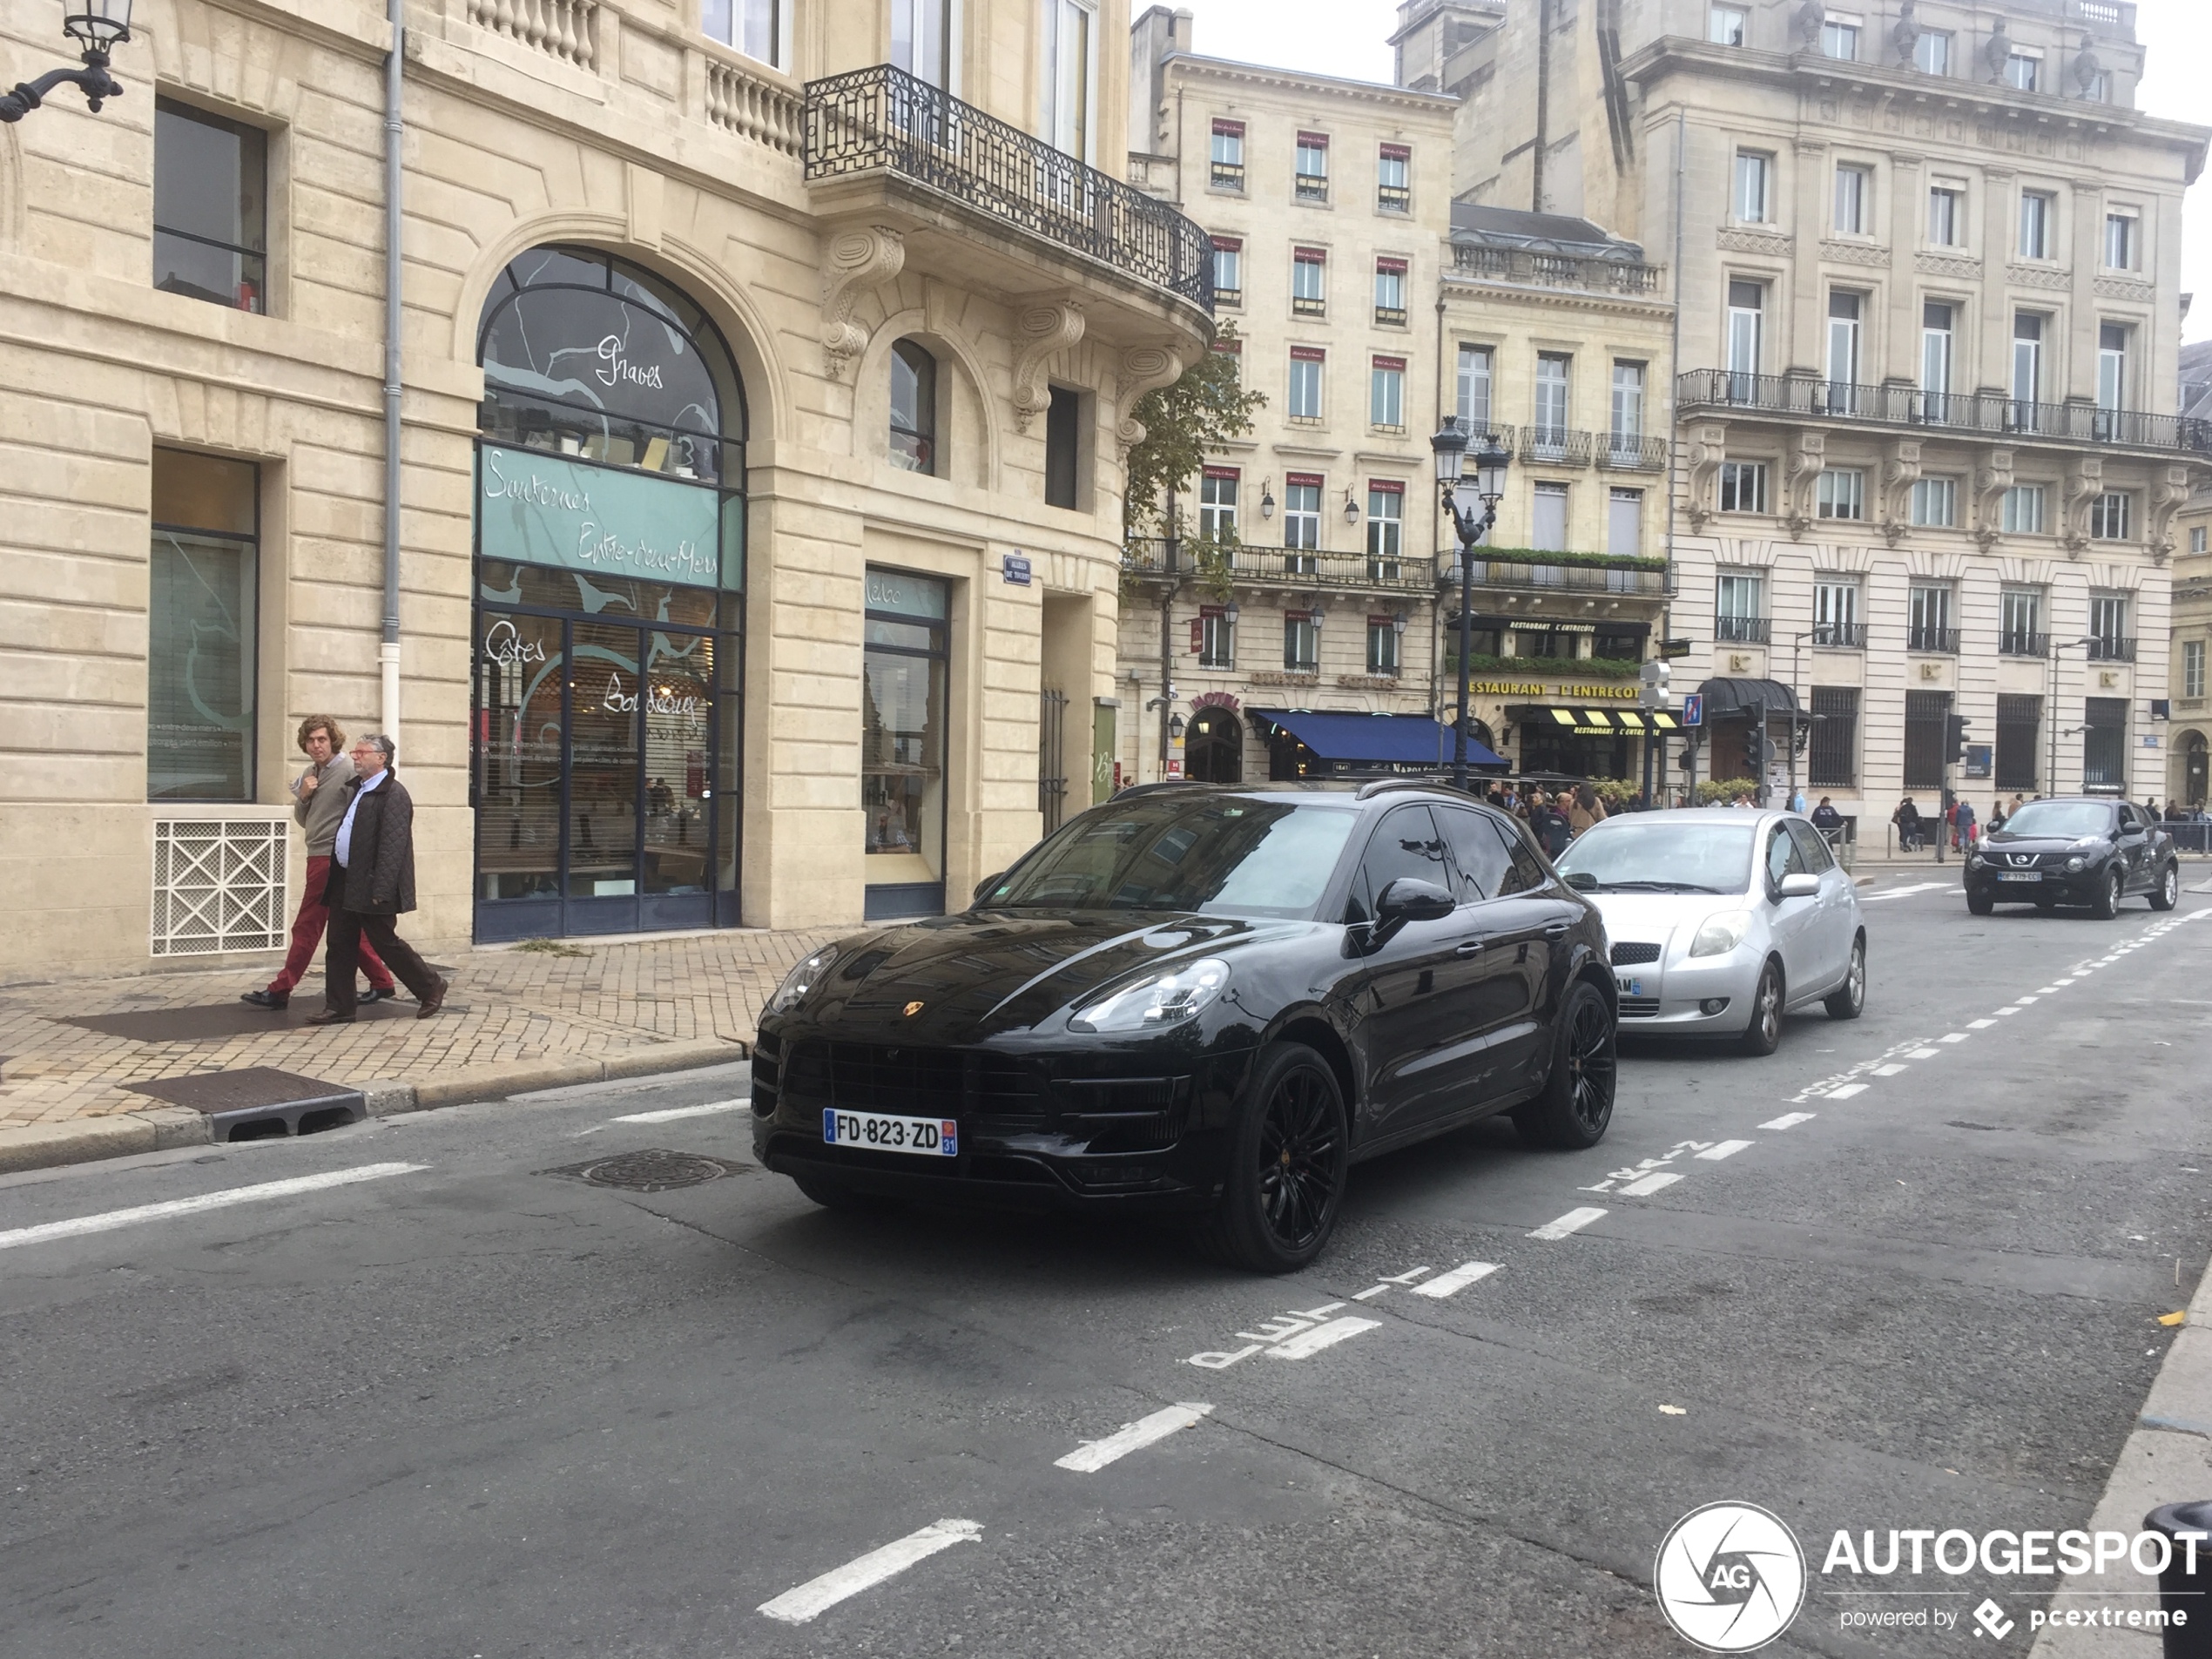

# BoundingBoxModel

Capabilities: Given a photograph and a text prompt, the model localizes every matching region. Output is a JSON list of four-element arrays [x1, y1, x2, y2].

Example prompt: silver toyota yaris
[[1551, 808, 1867, 1055]]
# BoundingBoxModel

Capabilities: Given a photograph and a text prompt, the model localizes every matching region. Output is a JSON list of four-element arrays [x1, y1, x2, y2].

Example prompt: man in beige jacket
[[240, 716, 396, 1011]]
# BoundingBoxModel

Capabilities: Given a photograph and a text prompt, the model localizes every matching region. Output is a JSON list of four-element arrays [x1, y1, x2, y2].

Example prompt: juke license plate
[[2000, 872, 2042, 882], [822, 1109, 959, 1157]]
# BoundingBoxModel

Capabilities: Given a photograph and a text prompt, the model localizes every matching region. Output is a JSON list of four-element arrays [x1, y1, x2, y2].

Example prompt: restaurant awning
[[1251, 709, 1507, 768], [1692, 677, 1801, 718], [1508, 705, 1681, 738]]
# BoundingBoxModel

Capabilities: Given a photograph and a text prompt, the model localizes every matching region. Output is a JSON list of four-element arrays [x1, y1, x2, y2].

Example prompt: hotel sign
[[478, 443, 719, 586]]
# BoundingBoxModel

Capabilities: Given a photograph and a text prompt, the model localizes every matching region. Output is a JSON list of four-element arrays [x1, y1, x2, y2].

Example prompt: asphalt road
[[4, 876, 2212, 1658]]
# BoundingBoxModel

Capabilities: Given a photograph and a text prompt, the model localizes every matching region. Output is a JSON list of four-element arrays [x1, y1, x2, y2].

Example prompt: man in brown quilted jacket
[[308, 734, 448, 1025]]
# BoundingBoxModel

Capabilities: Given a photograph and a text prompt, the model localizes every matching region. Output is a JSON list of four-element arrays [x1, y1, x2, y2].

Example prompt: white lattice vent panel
[[152, 818, 289, 956]]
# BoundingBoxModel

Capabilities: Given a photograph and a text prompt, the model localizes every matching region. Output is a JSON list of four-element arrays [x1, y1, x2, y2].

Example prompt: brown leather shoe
[[305, 1009, 354, 1026], [415, 975, 448, 1019]]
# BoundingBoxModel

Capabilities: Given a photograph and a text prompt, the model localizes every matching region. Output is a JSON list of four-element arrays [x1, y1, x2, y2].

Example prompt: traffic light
[[1946, 714, 1971, 765]]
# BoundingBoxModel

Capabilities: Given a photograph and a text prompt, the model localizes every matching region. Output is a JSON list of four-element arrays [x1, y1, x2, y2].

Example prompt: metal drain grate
[[124, 1067, 366, 1141], [542, 1150, 749, 1191]]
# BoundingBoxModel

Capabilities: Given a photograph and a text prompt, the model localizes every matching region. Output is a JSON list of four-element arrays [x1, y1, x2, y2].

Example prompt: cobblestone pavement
[[0, 927, 842, 1134]]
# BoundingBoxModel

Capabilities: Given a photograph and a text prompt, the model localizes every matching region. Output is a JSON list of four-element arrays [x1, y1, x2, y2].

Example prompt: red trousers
[[268, 853, 392, 995]]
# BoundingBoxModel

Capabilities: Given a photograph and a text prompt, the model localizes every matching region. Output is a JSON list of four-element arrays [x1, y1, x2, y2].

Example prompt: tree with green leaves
[[1123, 326, 1267, 544]]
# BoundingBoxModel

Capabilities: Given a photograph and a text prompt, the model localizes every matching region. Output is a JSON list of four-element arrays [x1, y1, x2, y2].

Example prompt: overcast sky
[[1187, 0, 2212, 341]]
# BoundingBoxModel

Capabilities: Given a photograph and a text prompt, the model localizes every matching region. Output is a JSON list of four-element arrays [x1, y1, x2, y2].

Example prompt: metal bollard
[[2146, 1502, 2212, 1658]]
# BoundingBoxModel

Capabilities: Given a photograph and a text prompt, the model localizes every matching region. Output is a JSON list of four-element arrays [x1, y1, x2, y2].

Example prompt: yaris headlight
[[1071, 958, 1231, 1034], [768, 945, 839, 1014], [1689, 911, 1753, 959]]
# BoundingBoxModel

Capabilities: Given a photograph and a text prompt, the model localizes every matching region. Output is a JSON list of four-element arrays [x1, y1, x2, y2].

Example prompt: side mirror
[[1777, 872, 1820, 900], [973, 873, 1006, 903], [1564, 869, 1599, 893], [1376, 876, 1457, 926]]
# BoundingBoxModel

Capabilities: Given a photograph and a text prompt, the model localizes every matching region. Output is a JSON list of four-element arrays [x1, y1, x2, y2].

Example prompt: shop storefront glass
[[863, 569, 950, 919], [471, 247, 745, 940]]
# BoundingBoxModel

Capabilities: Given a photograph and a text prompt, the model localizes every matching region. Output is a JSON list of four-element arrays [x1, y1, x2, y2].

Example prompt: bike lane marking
[[757, 1519, 982, 1625], [1055, 1404, 1213, 1474]]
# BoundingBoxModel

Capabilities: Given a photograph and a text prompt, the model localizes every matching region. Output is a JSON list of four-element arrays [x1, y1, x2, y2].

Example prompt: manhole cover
[[542, 1150, 747, 1191]]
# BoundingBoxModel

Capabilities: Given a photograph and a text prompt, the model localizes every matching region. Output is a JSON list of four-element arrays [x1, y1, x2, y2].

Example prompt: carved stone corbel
[[1114, 343, 1188, 450], [820, 226, 906, 379], [1972, 445, 2016, 539], [1880, 437, 1923, 543], [2148, 465, 2194, 564], [1783, 430, 1825, 538], [1011, 296, 1088, 432], [1682, 420, 1728, 532], [2060, 456, 2104, 555]]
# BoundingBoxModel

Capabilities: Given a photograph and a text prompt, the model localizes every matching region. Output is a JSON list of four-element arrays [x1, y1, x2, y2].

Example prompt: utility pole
[[1155, 482, 1181, 780]]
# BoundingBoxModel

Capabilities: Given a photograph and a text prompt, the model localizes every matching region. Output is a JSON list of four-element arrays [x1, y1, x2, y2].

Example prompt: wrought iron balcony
[[1811, 622, 1868, 648], [1716, 615, 1770, 644], [1521, 427, 1592, 467], [1908, 625, 1961, 654], [805, 64, 1214, 313], [1678, 370, 2212, 455], [1598, 433, 1669, 473], [1121, 539, 1433, 595], [1451, 242, 1664, 295], [2000, 631, 2051, 658], [1442, 554, 1673, 597], [2087, 636, 2138, 662]]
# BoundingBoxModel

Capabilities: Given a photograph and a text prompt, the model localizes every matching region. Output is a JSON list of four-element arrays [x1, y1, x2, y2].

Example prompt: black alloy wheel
[[1739, 959, 1785, 1055], [1824, 933, 1867, 1020], [1206, 1041, 1348, 1274], [1966, 886, 1994, 916], [2152, 862, 2180, 912], [2091, 867, 2123, 920], [1513, 979, 1616, 1150]]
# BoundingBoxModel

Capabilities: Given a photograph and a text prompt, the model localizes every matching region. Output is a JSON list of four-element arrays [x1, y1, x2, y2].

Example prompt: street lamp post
[[0, 0, 132, 122], [1788, 629, 1815, 809], [1431, 421, 1512, 792], [2048, 637, 2094, 798]]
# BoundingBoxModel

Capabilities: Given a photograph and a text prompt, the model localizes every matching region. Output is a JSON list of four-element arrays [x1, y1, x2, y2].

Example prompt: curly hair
[[296, 715, 346, 754]]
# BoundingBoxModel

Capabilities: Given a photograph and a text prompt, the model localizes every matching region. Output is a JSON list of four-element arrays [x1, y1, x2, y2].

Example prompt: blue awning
[[1251, 709, 1507, 769]]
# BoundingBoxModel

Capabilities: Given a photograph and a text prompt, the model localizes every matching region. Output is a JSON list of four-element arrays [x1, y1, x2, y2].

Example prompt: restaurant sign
[[478, 443, 719, 586]]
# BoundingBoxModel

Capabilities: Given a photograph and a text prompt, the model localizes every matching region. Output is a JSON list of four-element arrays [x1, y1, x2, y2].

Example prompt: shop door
[[475, 613, 719, 941]]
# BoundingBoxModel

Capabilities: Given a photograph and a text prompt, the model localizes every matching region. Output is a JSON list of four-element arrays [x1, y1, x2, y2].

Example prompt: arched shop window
[[471, 246, 749, 940]]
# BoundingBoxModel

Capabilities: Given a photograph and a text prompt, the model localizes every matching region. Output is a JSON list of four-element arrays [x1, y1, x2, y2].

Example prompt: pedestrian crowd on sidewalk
[[239, 716, 447, 1026]]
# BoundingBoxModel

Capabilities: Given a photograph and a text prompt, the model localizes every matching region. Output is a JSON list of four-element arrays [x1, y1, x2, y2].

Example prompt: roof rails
[[1353, 777, 1481, 802]]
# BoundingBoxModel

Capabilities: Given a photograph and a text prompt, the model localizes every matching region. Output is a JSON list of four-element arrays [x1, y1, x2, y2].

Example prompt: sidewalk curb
[[0, 1038, 750, 1177], [2028, 1256, 2212, 1656]]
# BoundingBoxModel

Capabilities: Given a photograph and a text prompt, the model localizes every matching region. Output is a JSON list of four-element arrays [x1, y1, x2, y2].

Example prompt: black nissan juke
[[1964, 796, 2182, 917], [751, 780, 1618, 1272]]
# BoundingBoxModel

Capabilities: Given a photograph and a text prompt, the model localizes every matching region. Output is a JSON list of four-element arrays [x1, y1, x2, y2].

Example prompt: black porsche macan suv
[[1965, 796, 2182, 917], [752, 780, 1618, 1271]]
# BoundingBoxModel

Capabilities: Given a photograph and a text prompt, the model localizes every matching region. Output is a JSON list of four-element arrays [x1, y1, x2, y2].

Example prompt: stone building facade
[[1122, 18, 1458, 786], [0, 0, 1212, 979], [1427, 0, 2210, 823]]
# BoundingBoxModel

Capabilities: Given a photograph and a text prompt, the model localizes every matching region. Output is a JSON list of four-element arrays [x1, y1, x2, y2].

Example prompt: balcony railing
[[1521, 427, 1593, 467], [1716, 615, 1770, 644], [1445, 556, 1673, 597], [1598, 433, 1669, 473], [1908, 625, 1961, 653], [2000, 631, 2051, 658], [1678, 369, 2212, 455], [2087, 636, 2138, 662], [1121, 539, 1432, 594], [805, 64, 1214, 314], [1452, 242, 1664, 295], [1812, 622, 1867, 648]]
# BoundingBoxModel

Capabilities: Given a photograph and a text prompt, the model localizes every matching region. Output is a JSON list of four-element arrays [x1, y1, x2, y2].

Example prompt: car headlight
[[1689, 911, 1752, 958], [1071, 958, 1231, 1034], [767, 945, 839, 1015], [2065, 855, 2087, 872], [1967, 852, 1984, 868]]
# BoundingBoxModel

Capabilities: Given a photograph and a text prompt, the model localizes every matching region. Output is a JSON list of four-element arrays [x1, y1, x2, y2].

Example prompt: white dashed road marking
[[1696, 1140, 1754, 1161], [1055, 1404, 1212, 1474], [1411, 1260, 1501, 1298], [610, 1098, 746, 1124], [1908, 1047, 1942, 1059], [1872, 1063, 1908, 1076], [0, 1163, 427, 1253], [1531, 1207, 1609, 1239], [1939, 1033, 1970, 1043], [1619, 1171, 1683, 1197], [1267, 1317, 1382, 1359], [1967, 1019, 1996, 1029], [1863, 882, 1947, 901], [758, 1520, 982, 1624], [1825, 1082, 1869, 1099], [1760, 1113, 1817, 1130]]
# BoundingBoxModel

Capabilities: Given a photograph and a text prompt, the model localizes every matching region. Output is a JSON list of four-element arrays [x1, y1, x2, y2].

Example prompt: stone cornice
[[1161, 52, 1462, 118], [1440, 275, 1675, 320]]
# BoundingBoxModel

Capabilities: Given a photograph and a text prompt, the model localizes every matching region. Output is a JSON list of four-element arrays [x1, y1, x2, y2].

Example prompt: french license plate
[[822, 1109, 958, 1157], [2000, 872, 2041, 883], [1616, 977, 1643, 996]]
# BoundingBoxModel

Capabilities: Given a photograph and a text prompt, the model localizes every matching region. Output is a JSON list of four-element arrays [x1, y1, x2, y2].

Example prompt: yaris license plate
[[822, 1109, 959, 1157], [1616, 977, 1643, 995]]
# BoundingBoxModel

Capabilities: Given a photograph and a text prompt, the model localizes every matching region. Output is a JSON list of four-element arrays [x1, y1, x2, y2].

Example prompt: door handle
[[1541, 921, 1570, 941], [1454, 939, 1487, 957]]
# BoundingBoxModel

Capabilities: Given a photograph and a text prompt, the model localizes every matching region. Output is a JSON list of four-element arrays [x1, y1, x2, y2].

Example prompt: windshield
[[983, 797, 1360, 919], [1553, 819, 1757, 894], [1999, 801, 2114, 840]]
